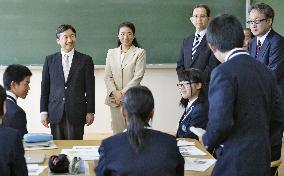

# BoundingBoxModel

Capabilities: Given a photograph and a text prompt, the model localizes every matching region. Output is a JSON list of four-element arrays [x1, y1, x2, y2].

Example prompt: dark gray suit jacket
[[248, 29, 284, 161], [95, 129, 184, 176], [203, 52, 284, 176], [0, 125, 28, 176], [176, 34, 219, 83], [40, 50, 95, 125]]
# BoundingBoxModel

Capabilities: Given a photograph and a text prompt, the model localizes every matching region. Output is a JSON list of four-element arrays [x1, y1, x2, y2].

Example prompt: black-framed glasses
[[246, 18, 267, 25], [177, 82, 197, 89]]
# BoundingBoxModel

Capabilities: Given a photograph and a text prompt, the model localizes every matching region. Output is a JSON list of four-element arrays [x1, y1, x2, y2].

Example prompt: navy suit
[[176, 97, 208, 140], [176, 34, 219, 84], [0, 125, 28, 176], [248, 29, 284, 161], [40, 50, 95, 125], [95, 129, 184, 176], [4, 98, 28, 138], [203, 51, 284, 176]]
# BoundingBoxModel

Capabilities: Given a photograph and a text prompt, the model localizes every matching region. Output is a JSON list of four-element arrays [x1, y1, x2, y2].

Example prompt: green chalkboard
[[0, 0, 246, 65]]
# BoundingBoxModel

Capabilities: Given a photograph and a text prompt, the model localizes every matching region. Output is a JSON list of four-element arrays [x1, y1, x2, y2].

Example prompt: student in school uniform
[[104, 22, 146, 134], [176, 68, 208, 140], [0, 85, 28, 176], [201, 14, 284, 176], [96, 86, 184, 176], [3, 64, 32, 138]]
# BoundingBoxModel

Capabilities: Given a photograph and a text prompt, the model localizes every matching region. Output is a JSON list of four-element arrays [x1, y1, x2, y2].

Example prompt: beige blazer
[[104, 45, 146, 107]]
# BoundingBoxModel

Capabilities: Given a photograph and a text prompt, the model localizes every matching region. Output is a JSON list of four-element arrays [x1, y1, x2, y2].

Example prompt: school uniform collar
[[224, 48, 249, 62], [6, 91, 17, 104]]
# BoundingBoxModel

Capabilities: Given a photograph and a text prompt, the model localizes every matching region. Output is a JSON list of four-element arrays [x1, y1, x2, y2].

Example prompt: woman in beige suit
[[104, 22, 146, 134]]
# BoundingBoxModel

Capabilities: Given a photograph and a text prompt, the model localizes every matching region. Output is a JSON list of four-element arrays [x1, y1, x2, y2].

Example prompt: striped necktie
[[192, 33, 201, 59], [255, 40, 261, 58], [63, 54, 70, 82]]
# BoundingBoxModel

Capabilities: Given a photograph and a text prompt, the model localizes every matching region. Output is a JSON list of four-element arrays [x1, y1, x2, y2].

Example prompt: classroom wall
[[0, 65, 183, 134]]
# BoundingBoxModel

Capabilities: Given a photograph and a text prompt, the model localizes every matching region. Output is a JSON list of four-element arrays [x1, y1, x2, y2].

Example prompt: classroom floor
[[84, 133, 284, 175]]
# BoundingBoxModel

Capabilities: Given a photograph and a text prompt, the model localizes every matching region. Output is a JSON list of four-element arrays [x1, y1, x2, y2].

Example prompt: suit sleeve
[[104, 50, 117, 96], [121, 49, 146, 93], [85, 57, 95, 113], [202, 68, 235, 150], [176, 39, 185, 72], [13, 132, 28, 176], [40, 56, 50, 112]]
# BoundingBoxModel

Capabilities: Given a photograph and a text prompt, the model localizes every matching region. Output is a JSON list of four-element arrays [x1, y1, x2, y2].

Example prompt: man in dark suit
[[176, 4, 219, 91], [201, 14, 284, 176], [0, 85, 28, 176], [40, 24, 95, 140], [3, 64, 32, 138], [247, 3, 284, 175]]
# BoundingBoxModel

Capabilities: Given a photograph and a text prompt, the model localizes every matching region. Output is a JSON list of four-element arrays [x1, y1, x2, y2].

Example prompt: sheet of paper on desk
[[61, 148, 99, 160], [27, 164, 47, 176], [179, 146, 207, 156], [184, 157, 216, 171], [177, 140, 195, 146], [24, 141, 58, 151]]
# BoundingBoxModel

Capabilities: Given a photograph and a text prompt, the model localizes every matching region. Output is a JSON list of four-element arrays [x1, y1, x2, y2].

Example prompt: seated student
[[95, 86, 184, 176], [3, 64, 32, 138], [0, 85, 28, 176], [176, 68, 208, 139]]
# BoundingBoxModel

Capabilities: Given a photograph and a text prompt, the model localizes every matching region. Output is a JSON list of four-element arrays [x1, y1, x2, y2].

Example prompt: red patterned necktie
[[255, 40, 261, 58]]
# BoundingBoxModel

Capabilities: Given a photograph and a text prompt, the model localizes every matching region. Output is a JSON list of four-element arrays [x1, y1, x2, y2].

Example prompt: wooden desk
[[26, 139, 214, 176]]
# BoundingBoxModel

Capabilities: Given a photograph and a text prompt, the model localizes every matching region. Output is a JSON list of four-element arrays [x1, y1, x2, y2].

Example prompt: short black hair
[[117, 21, 140, 47], [0, 85, 6, 117], [3, 64, 32, 90], [192, 4, 211, 17], [206, 14, 244, 52], [56, 24, 76, 39], [249, 3, 274, 22]]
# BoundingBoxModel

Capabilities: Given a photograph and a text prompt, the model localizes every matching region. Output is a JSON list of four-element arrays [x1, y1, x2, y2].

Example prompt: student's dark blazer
[[0, 125, 28, 176], [4, 98, 28, 138], [176, 34, 219, 84], [176, 97, 208, 140], [95, 129, 184, 176], [40, 50, 95, 125], [202, 52, 284, 176], [248, 29, 284, 161]]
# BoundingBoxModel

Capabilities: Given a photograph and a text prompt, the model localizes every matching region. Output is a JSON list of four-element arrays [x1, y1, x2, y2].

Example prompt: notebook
[[25, 153, 45, 164]]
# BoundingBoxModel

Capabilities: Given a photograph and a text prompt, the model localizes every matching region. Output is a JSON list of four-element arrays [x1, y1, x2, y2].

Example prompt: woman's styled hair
[[117, 21, 140, 47], [177, 68, 204, 108], [0, 85, 7, 119], [122, 86, 154, 152]]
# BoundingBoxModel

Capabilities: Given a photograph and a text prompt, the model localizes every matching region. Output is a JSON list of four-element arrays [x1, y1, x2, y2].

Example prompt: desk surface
[[26, 139, 214, 176]]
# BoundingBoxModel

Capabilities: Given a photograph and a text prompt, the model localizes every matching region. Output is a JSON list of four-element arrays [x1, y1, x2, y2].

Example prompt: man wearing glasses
[[247, 3, 284, 175], [176, 4, 219, 96]]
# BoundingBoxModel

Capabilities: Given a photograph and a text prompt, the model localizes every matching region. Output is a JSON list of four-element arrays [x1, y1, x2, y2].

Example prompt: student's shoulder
[[147, 129, 177, 143]]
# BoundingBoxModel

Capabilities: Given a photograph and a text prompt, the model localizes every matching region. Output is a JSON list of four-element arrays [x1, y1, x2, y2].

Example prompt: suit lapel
[[121, 45, 135, 69], [186, 36, 194, 66], [257, 30, 273, 64], [66, 50, 80, 82], [250, 38, 257, 58], [55, 52, 65, 82]]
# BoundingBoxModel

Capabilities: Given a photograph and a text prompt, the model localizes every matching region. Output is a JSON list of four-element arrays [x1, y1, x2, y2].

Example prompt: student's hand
[[41, 114, 50, 128], [86, 113, 95, 126]]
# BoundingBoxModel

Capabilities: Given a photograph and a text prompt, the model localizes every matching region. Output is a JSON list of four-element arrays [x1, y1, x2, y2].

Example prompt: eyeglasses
[[246, 18, 267, 25], [177, 82, 197, 89], [192, 14, 208, 19]]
